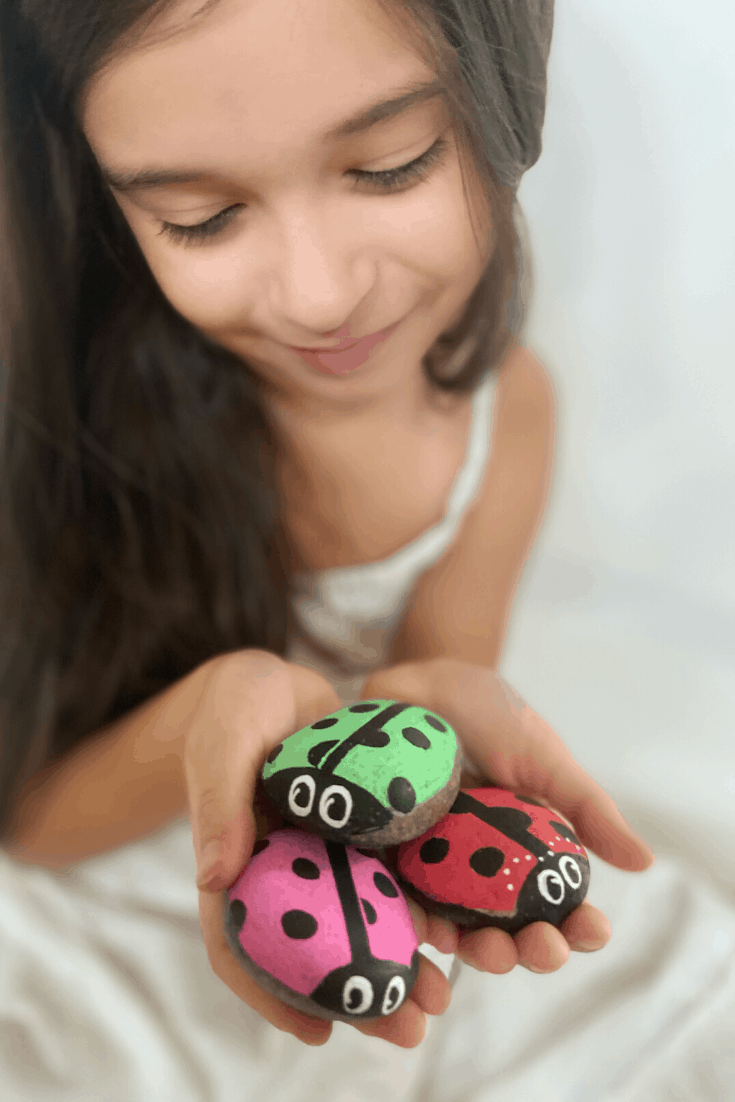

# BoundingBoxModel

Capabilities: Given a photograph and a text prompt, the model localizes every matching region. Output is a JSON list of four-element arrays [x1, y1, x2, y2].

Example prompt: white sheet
[[2, 1, 734, 1098]]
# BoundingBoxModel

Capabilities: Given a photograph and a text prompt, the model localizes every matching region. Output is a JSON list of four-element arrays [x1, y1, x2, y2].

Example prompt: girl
[[0, 0, 653, 1060]]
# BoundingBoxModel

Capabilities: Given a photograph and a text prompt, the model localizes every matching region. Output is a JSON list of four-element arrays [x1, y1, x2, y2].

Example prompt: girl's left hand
[[359, 657, 655, 979]]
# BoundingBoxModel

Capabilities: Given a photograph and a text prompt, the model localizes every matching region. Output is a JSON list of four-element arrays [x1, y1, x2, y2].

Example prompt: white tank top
[[286, 370, 497, 702]]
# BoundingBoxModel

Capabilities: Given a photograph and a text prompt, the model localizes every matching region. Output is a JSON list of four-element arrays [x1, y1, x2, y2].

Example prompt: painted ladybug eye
[[381, 976, 406, 1015], [319, 784, 353, 830], [559, 855, 583, 889], [288, 774, 316, 817], [537, 868, 565, 904], [342, 975, 374, 1014]]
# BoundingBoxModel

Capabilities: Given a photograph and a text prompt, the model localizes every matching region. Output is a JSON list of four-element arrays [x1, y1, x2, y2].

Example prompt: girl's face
[[83, 0, 492, 408]]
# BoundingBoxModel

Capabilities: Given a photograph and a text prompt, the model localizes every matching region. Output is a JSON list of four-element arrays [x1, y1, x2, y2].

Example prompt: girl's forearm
[[4, 655, 346, 870], [3, 667, 207, 869]]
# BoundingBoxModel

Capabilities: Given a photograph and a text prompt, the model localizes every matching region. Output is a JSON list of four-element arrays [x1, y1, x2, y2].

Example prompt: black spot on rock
[[514, 793, 544, 807], [423, 714, 447, 732], [350, 703, 380, 713], [374, 872, 399, 898], [292, 858, 320, 880], [549, 820, 580, 845], [312, 717, 339, 730], [419, 837, 450, 864], [402, 726, 431, 750], [360, 728, 390, 748], [229, 899, 247, 932], [281, 909, 318, 939], [308, 739, 339, 766], [266, 744, 283, 763], [469, 846, 505, 878], [387, 776, 416, 813], [252, 839, 270, 858], [361, 898, 377, 924]]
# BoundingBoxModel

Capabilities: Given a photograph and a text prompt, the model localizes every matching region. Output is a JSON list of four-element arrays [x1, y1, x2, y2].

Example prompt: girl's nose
[[266, 212, 374, 337]]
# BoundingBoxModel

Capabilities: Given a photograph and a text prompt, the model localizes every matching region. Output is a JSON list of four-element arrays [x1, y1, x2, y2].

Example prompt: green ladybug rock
[[262, 700, 463, 847]]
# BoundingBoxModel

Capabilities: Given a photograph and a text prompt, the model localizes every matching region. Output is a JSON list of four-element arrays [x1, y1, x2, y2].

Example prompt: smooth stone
[[224, 829, 420, 1022], [261, 700, 462, 847], [396, 787, 590, 933]]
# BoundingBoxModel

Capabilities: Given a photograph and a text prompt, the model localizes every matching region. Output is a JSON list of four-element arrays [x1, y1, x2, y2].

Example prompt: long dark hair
[[0, 0, 553, 840]]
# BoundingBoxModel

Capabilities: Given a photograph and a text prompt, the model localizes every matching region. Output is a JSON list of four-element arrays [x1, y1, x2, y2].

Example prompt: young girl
[[0, 0, 653, 1061]]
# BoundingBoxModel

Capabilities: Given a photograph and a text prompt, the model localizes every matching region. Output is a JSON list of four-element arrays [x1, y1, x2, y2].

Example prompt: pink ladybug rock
[[224, 829, 420, 1022], [396, 787, 590, 933]]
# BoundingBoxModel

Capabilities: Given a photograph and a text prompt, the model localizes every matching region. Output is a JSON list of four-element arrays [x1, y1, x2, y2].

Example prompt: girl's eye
[[156, 135, 449, 248]]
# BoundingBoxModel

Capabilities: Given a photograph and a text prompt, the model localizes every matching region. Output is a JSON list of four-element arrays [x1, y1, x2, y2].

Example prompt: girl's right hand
[[184, 650, 453, 1048]]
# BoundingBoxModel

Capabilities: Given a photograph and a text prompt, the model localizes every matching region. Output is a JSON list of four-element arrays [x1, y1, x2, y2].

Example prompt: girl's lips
[[287, 320, 401, 376]]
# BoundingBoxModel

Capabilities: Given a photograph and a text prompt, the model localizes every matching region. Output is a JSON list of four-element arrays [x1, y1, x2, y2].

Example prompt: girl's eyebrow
[[100, 77, 444, 194]]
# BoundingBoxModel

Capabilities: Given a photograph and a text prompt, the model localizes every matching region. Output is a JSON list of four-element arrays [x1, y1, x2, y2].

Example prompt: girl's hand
[[185, 650, 452, 1049], [360, 657, 655, 977]]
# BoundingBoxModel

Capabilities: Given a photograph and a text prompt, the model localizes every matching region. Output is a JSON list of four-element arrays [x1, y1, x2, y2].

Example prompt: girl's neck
[[259, 359, 447, 453]]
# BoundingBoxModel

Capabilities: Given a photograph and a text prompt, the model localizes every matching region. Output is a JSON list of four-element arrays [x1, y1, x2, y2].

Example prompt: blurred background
[[508, 0, 735, 899]]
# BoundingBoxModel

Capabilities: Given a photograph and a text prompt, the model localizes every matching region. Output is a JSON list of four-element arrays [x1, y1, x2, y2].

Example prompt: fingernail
[[569, 941, 602, 953], [197, 841, 222, 887]]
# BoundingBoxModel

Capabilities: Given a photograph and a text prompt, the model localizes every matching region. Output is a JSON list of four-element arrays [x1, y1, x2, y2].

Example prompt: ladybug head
[[310, 955, 418, 1018], [264, 767, 392, 841]]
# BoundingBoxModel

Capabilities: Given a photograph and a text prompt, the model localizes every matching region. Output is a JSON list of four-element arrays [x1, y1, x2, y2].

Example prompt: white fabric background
[[512, 0, 735, 898], [1, 2, 734, 1099]]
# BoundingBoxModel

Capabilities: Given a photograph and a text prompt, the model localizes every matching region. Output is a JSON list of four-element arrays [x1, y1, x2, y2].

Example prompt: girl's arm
[[3, 655, 338, 869], [362, 349, 653, 970], [388, 343, 556, 669], [4, 675, 195, 869]]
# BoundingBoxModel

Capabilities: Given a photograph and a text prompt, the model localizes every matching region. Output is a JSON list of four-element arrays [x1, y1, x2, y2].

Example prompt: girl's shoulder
[[492, 343, 557, 434]]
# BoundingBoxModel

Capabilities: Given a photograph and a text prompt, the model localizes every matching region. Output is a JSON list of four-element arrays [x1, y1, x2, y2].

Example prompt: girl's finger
[[559, 900, 611, 951], [510, 739, 655, 873], [352, 997, 427, 1048], [457, 925, 518, 974], [514, 921, 570, 973], [437, 662, 655, 872], [199, 890, 332, 1045], [184, 651, 296, 890], [409, 952, 453, 1016]]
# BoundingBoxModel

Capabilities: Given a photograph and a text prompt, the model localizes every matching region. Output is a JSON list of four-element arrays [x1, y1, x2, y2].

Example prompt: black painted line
[[449, 791, 553, 860], [325, 841, 373, 965], [321, 703, 410, 774]]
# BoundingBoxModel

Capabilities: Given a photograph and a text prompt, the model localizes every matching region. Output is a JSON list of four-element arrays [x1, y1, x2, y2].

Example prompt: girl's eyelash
[[156, 135, 449, 247]]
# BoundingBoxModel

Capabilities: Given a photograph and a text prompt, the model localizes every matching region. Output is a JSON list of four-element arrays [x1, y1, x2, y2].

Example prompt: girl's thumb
[[182, 652, 296, 892]]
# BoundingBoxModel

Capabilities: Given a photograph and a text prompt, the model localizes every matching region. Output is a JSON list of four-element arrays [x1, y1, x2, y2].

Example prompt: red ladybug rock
[[395, 787, 590, 933]]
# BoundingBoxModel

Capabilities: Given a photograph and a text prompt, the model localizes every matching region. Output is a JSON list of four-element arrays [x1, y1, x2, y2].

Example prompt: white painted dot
[[513, 858, 520, 863], [538, 856, 544, 862], [503, 868, 510, 875], [547, 850, 554, 856], [507, 884, 513, 890], [555, 836, 561, 841], [525, 855, 532, 860]]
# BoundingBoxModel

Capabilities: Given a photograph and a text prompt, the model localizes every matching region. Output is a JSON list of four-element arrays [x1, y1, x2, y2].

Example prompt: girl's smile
[[287, 319, 403, 377]]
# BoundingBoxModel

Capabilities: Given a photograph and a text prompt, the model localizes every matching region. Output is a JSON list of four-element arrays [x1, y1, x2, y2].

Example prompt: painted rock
[[262, 700, 462, 847], [395, 787, 590, 934], [224, 829, 420, 1022]]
